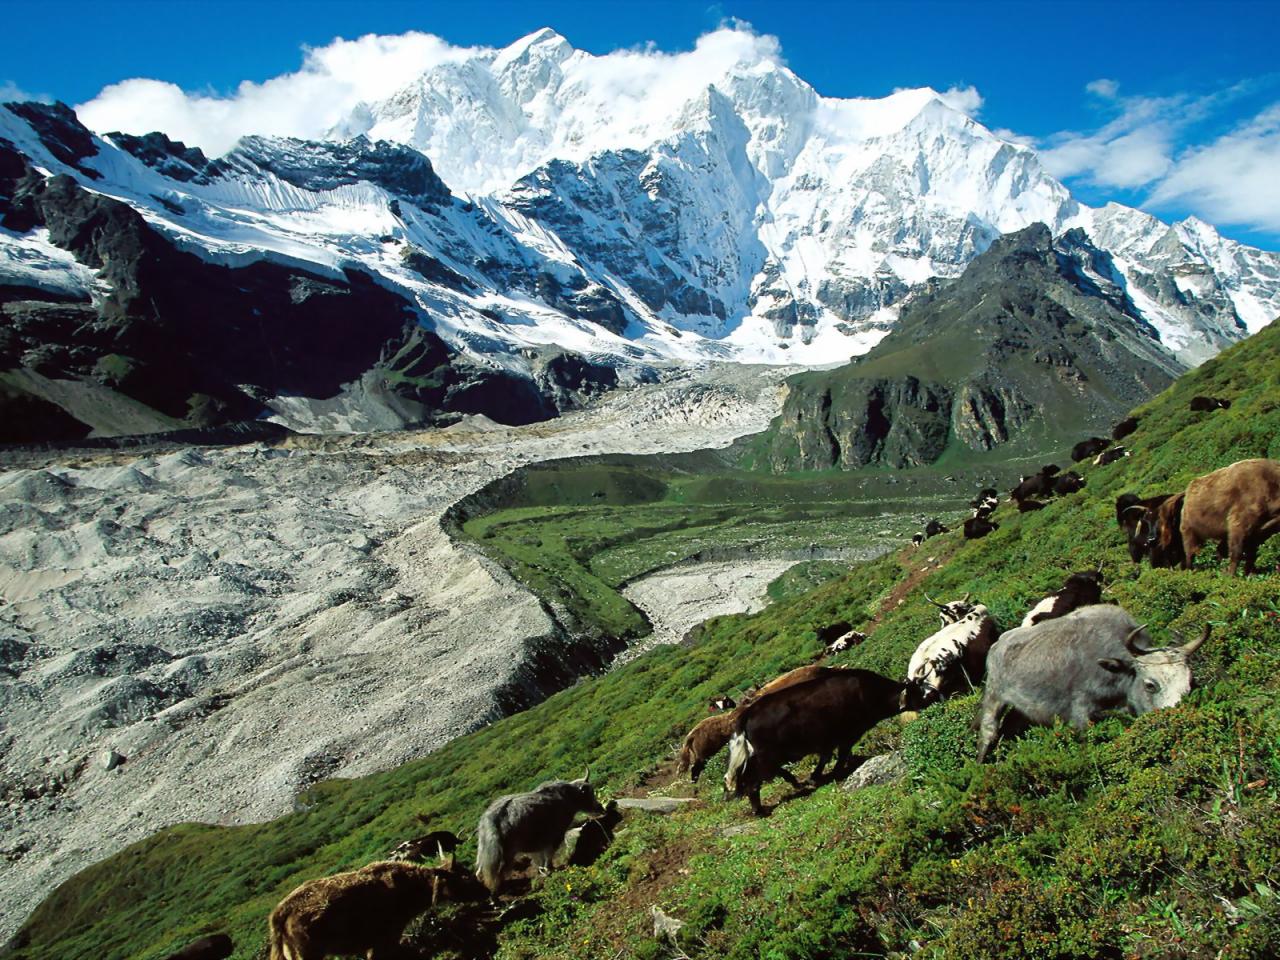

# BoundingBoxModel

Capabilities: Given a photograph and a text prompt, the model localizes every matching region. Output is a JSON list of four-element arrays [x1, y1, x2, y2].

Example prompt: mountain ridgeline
[[751, 224, 1186, 471]]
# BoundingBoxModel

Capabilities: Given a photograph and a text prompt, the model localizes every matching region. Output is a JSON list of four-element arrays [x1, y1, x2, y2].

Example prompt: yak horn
[[1123, 624, 1148, 655], [1096, 558, 1105, 573], [923, 592, 946, 609], [962, 592, 972, 603], [1178, 624, 1211, 655], [1122, 504, 1148, 516], [583, 766, 591, 785]]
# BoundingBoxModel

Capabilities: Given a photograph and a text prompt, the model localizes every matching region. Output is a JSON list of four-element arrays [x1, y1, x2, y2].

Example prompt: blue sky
[[4, 0, 1279, 247]]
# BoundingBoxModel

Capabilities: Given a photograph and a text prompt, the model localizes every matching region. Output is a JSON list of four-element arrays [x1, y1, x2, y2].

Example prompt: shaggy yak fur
[[1165, 458, 1280, 576], [724, 668, 916, 816], [474, 774, 603, 895], [267, 861, 471, 960]]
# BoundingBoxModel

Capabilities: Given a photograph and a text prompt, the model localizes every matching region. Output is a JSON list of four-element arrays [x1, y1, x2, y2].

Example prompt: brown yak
[[267, 860, 479, 960], [676, 663, 829, 781], [1158, 458, 1280, 576]]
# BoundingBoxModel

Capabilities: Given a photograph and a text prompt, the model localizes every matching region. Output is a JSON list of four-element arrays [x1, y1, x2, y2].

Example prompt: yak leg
[[1182, 529, 1203, 571], [777, 767, 803, 789], [975, 693, 1004, 763], [690, 759, 704, 783], [748, 786, 765, 818], [807, 751, 831, 784]]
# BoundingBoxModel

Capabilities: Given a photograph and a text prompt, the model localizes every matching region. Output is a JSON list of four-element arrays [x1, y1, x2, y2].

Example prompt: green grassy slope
[[9, 324, 1280, 960]]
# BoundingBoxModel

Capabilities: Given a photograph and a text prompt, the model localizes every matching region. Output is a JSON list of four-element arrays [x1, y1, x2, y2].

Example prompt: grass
[[9, 322, 1280, 960]]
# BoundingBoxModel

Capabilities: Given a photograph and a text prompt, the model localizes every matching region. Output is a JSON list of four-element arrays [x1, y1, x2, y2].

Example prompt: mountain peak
[[494, 27, 573, 68]]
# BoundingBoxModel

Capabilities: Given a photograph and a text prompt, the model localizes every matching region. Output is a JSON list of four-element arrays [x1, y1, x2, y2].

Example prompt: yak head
[[569, 768, 605, 816], [924, 591, 974, 627], [1148, 494, 1187, 568], [898, 678, 933, 711], [1099, 624, 1208, 714], [1116, 493, 1175, 564]]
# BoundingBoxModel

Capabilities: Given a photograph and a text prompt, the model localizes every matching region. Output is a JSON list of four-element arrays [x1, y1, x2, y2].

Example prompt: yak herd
[[174, 402, 1277, 960]]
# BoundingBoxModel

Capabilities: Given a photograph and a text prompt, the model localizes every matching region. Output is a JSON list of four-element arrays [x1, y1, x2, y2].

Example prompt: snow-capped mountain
[[2, 28, 1279, 438]]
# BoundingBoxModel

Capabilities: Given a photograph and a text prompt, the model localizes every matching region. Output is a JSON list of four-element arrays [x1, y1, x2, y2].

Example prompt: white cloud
[[73, 25, 789, 161], [1038, 81, 1228, 190], [1149, 104, 1280, 231], [1032, 77, 1280, 231], [1085, 78, 1119, 99], [937, 85, 983, 117], [77, 32, 483, 156]]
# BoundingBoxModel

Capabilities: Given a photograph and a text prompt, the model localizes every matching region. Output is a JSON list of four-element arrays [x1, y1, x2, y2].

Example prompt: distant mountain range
[[2, 29, 1278, 441]]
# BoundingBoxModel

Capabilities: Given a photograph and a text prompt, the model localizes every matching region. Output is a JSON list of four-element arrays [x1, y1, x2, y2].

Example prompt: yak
[[267, 861, 478, 960], [1052, 471, 1087, 496], [1072, 437, 1110, 462], [1094, 447, 1130, 467], [964, 516, 999, 539], [1168, 458, 1280, 576], [924, 518, 949, 538], [922, 592, 976, 628], [1112, 416, 1139, 441], [475, 772, 603, 894], [906, 604, 998, 704], [677, 663, 828, 781], [1019, 567, 1104, 627], [1115, 492, 1177, 563], [976, 606, 1207, 762], [388, 828, 461, 869], [1189, 396, 1231, 412], [724, 669, 923, 816]]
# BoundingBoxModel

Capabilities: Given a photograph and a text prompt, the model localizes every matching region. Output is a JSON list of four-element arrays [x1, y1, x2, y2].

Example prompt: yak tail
[[474, 811, 503, 894], [267, 910, 294, 960], [723, 731, 753, 795]]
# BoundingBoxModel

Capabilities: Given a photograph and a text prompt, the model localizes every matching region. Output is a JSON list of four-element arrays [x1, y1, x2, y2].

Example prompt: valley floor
[[0, 364, 793, 942]]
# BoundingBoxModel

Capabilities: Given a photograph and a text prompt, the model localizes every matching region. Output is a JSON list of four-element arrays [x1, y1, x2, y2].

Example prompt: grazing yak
[[1010, 470, 1053, 503], [1072, 437, 1110, 462], [907, 603, 998, 703], [724, 669, 924, 815], [475, 772, 604, 894], [1115, 492, 1177, 563], [923, 592, 977, 628], [970, 488, 1000, 514], [924, 518, 949, 538], [1112, 416, 1140, 441], [708, 695, 737, 712], [1094, 446, 1130, 467], [162, 934, 233, 960], [976, 606, 1207, 762], [268, 861, 479, 960], [1019, 567, 1104, 627], [1167, 458, 1280, 576], [825, 628, 867, 655], [677, 664, 828, 781], [1190, 396, 1231, 412], [564, 800, 623, 867], [388, 827, 461, 869], [911, 532, 925, 548], [1052, 471, 1087, 496], [963, 516, 999, 539]]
